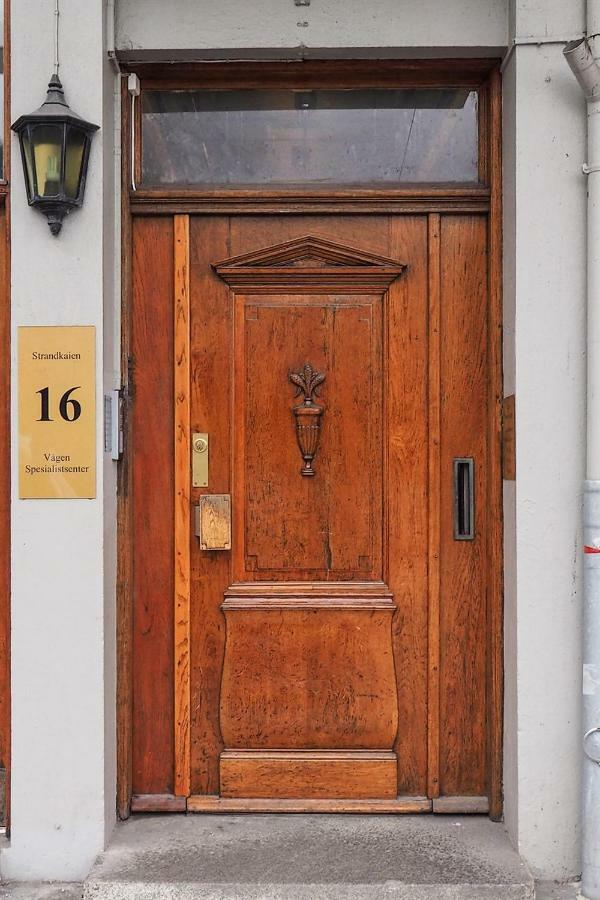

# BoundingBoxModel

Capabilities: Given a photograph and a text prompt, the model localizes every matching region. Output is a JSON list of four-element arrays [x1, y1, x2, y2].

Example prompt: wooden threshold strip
[[131, 793, 187, 813], [130, 794, 488, 814]]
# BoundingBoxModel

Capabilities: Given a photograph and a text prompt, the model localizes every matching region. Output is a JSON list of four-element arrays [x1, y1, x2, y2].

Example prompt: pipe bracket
[[583, 726, 600, 764]]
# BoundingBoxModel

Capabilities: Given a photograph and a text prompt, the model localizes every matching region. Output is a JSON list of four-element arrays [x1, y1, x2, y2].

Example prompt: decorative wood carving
[[222, 581, 395, 610], [289, 363, 325, 477], [213, 234, 406, 292]]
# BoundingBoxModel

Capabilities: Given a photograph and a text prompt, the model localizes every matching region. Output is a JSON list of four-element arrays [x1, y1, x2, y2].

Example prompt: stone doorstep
[[80, 813, 535, 900], [0, 887, 84, 899], [0, 886, 542, 900], [0, 887, 580, 900], [534, 886, 582, 900], [83, 882, 534, 900]]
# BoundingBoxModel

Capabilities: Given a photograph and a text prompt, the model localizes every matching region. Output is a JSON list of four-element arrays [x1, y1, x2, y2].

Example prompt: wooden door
[[130, 212, 498, 814]]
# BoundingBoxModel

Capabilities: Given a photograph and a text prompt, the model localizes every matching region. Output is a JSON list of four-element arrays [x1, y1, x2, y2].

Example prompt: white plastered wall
[[1, 0, 119, 882], [116, 0, 507, 58], [503, 0, 587, 880]]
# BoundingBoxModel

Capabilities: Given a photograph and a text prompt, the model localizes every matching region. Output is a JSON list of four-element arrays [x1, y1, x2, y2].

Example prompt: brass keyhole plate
[[192, 432, 209, 487]]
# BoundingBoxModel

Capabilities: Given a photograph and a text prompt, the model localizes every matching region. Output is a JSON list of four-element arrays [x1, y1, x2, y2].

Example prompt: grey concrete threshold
[[82, 813, 534, 900], [0, 885, 577, 900], [0, 881, 581, 899], [84, 885, 532, 899], [0, 887, 84, 899], [535, 885, 581, 900]]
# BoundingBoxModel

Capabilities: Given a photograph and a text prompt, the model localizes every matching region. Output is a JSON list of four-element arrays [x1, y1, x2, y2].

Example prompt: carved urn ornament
[[289, 364, 326, 477]]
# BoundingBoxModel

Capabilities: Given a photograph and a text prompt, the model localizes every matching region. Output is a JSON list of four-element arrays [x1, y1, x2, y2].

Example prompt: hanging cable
[[131, 94, 136, 191], [128, 74, 141, 191], [53, 0, 60, 75]]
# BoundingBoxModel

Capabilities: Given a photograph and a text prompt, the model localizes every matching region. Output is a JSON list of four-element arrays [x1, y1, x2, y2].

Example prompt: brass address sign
[[18, 326, 96, 499]]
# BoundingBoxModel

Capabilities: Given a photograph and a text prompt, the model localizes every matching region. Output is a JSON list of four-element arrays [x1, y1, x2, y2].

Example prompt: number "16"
[[36, 386, 82, 422]]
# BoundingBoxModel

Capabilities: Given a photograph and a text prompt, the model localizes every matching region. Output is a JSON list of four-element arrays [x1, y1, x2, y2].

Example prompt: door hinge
[[104, 389, 125, 461]]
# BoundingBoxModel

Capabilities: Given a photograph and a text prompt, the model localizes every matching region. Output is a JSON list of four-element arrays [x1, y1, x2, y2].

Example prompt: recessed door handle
[[454, 458, 475, 541]]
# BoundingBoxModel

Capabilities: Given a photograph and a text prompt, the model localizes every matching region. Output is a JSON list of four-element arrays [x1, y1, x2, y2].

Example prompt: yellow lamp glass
[[31, 124, 63, 198], [64, 127, 86, 199]]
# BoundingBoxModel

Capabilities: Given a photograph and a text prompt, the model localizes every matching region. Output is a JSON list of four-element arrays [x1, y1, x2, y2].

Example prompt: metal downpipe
[[583, 484, 600, 900], [564, 23, 600, 899]]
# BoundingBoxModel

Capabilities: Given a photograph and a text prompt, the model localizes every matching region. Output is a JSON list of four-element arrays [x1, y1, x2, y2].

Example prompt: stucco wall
[[115, 0, 508, 58], [1, 0, 118, 882], [502, 48, 519, 850], [503, 0, 586, 880]]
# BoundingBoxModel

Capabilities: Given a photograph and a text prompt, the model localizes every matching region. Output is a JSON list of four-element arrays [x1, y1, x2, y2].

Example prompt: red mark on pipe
[[584, 545, 600, 554]]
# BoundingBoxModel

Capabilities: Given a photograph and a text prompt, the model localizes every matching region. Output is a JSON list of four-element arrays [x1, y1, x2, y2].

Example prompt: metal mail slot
[[453, 458, 475, 541], [195, 494, 231, 550]]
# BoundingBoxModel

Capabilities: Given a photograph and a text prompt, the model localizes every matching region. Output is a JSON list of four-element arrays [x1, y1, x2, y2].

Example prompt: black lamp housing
[[11, 74, 100, 236]]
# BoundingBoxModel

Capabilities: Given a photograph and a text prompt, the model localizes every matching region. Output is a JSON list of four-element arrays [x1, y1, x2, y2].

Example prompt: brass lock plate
[[195, 494, 231, 551], [192, 432, 209, 487]]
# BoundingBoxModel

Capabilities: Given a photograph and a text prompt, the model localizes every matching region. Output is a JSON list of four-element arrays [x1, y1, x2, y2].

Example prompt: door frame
[[116, 58, 504, 820]]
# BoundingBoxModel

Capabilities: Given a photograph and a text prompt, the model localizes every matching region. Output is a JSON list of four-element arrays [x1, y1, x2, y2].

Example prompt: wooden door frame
[[116, 58, 504, 820]]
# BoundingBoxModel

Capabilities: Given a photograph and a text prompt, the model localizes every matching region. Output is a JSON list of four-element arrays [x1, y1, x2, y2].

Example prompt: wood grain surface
[[129, 209, 501, 812], [219, 606, 398, 750], [387, 216, 429, 797], [131, 216, 175, 795], [188, 216, 230, 796], [220, 750, 397, 799], [427, 213, 442, 800], [438, 215, 488, 798], [131, 793, 187, 813], [174, 214, 191, 797], [187, 795, 431, 814], [487, 67, 505, 820]]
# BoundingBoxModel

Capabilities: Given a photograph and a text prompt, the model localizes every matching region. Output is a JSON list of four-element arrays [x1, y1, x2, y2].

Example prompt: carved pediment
[[213, 235, 406, 291]]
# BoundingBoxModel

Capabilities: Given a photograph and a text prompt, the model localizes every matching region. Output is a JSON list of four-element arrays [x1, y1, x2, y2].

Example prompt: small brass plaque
[[195, 494, 231, 550], [192, 431, 209, 487]]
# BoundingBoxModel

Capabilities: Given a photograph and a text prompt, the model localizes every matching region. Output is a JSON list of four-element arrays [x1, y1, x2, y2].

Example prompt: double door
[[130, 212, 499, 813]]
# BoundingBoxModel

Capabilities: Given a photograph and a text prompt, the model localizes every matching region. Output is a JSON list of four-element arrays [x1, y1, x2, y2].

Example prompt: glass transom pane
[[141, 88, 479, 186]]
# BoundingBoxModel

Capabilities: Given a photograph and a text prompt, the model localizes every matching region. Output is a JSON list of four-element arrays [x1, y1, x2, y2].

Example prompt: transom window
[[140, 88, 479, 187]]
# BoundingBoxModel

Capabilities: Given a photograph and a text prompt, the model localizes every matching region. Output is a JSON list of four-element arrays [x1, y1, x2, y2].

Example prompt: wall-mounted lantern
[[11, 75, 99, 236]]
